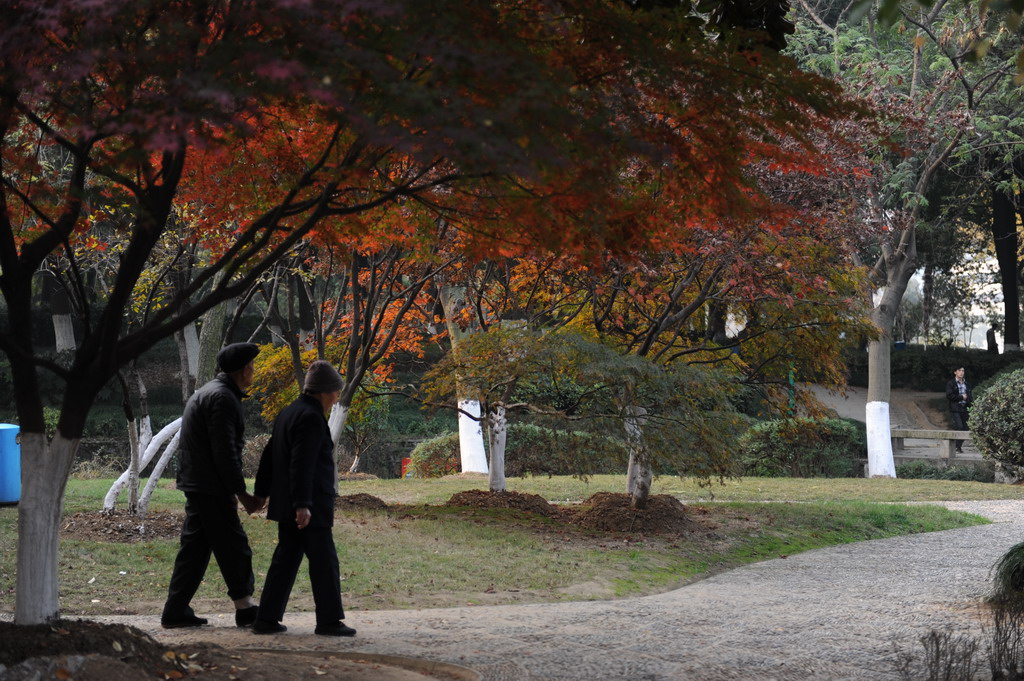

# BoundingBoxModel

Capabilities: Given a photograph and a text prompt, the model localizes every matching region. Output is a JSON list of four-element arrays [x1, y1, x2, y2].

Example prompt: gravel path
[[105, 500, 1024, 681]]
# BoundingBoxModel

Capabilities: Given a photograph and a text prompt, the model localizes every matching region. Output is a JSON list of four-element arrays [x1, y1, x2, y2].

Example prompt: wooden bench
[[890, 428, 972, 460]]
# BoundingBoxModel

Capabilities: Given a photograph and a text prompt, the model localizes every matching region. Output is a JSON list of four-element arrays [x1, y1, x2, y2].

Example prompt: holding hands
[[237, 492, 267, 515]]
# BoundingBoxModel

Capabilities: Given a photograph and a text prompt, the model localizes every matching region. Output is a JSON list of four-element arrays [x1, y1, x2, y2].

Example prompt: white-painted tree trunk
[[126, 420, 141, 513], [52, 315, 76, 354], [103, 418, 182, 513], [865, 315, 898, 478], [486, 406, 507, 492], [457, 400, 489, 474], [16, 433, 77, 624], [328, 403, 349, 491], [866, 266, 915, 478], [137, 430, 182, 518], [438, 283, 488, 474], [865, 401, 896, 478], [624, 406, 653, 508]]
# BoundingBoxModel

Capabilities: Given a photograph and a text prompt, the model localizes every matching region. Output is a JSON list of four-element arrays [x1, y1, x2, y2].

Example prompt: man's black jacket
[[175, 374, 248, 497]]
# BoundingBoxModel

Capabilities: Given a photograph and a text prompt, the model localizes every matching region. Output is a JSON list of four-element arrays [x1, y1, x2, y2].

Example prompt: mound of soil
[[445, 489, 560, 518], [0, 620, 451, 681], [336, 493, 389, 510], [567, 492, 695, 534], [61, 510, 183, 543], [0, 620, 183, 679]]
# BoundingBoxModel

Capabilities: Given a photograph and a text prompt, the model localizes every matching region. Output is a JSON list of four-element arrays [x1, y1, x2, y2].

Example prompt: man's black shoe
[[235, 605, 259, 628], [252, 620, 287, 635], [161, 612, 208, 629], [314, 622, 357, 637]]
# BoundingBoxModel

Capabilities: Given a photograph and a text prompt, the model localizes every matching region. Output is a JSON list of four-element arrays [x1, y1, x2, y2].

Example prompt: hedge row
[[846, 344, 1024, 392]]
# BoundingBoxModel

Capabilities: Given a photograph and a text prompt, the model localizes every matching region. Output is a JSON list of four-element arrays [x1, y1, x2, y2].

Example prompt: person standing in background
[[161, 342, 265, 629], [252, 360, 356, 637], [987, 323, 1000, 354], [945, 366, 971, 454]]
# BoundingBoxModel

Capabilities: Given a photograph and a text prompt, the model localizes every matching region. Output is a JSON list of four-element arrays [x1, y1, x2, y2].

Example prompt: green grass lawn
[[0, 475, 1015, 617], [335, 474, 1024, 504]]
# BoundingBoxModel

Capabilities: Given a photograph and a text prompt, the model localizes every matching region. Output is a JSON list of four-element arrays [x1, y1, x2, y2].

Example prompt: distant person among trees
[[252, 360, 356, 637], [162, 342, 265, 629], [945, 366, 971, 454], [988, 323, 1000, 354]]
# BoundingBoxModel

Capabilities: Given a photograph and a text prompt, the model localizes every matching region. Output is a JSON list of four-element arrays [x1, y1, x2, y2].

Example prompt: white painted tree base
[[865, 401, 896, 478], [457, 400, 488, 474]]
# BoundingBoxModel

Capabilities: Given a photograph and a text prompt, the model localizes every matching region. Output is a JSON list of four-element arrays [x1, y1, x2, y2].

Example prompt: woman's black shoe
[[314, 622, 357, 637], [235, 605, 260, 627], [160, 611, 208, 629], [252, 620, 288, 635]]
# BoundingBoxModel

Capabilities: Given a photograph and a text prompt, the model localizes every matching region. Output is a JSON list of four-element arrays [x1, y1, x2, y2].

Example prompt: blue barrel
[[0, 424, 20, 505]]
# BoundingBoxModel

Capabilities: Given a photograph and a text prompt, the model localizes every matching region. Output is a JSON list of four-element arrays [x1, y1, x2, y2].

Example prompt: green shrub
[[408, 432, 461, 478], [739, 417, 860, 478], [846, 344, 1024, 392], [43, 407, 60, 438], [408, 424, 628, 479], [502, 424, 626, 477], [973, 361, 1024, 403], [992, 543, 1024, 601], [969, 368, 1024, 468], [895, 460, 994, 483]]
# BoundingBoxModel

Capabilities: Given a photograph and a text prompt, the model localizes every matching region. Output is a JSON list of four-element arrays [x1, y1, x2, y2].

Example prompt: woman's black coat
[[254, 394, 336, 528]]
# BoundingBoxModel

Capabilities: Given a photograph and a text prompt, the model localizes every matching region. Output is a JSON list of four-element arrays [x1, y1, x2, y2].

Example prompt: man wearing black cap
[[251, 359, 356, 637], [161, 342, 266, 629]]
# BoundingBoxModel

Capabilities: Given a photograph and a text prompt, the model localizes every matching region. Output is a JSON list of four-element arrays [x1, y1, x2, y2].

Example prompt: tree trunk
[[196, 295, 229, 385], [269, 323, 284, 347], [866, 275, 915, 477], [993, 179, 1020, 351], [50, 284, 76, 354], [439, 284, 488, 473], [625, 406, 652, 509], [175, 322, 200, 401], [52, 317, 76, 354], [865, 337, 896, 478], [328, 403, 350, 491], [126, 419, 141, 513], [138, 429, 182, 519], [104, 418, 182, 513], [297, 273, 316, 351], [457, 400, 488, 474], [705, 301, 728, 345], [16, 433, 77, 624], [486, 406, 507, 492], [128, 366, 153, 513], [921, 262, 933, 349]]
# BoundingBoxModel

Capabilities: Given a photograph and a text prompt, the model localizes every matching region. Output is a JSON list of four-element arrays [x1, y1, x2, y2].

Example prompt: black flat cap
[[217, 342, 260, 373]]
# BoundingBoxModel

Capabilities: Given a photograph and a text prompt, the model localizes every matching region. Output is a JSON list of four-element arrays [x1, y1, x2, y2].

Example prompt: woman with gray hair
[[252, 360, 356, 636]]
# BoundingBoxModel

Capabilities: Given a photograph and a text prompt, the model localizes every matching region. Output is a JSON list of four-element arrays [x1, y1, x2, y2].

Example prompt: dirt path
[[91, 500, 1023, 681]]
